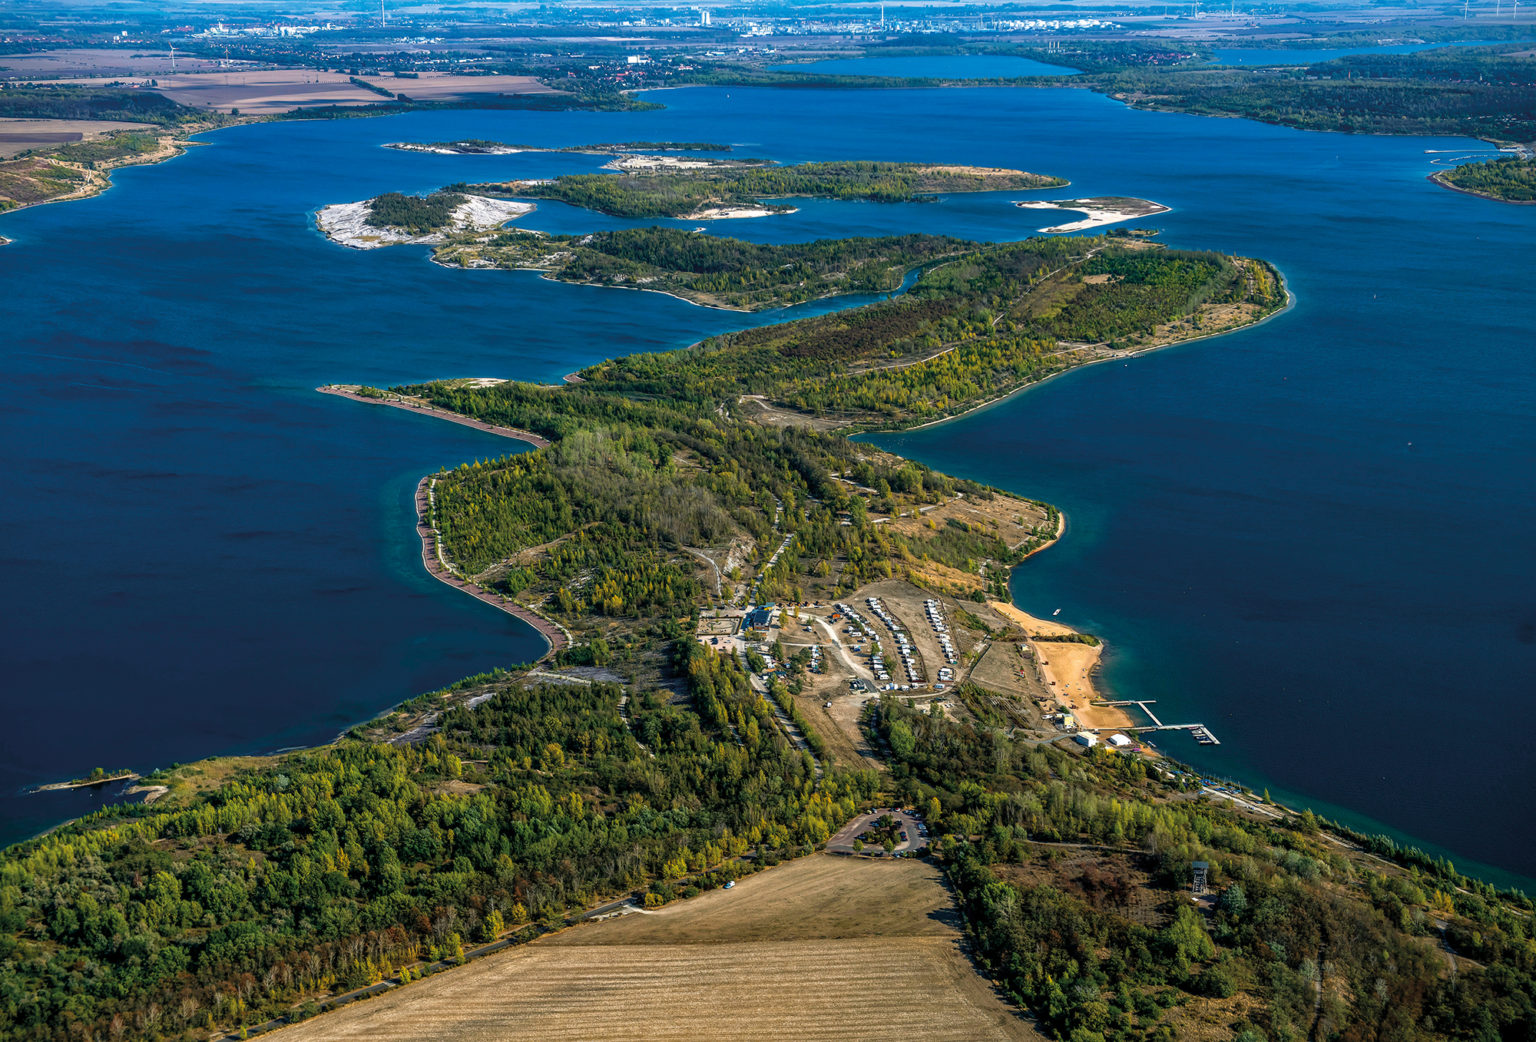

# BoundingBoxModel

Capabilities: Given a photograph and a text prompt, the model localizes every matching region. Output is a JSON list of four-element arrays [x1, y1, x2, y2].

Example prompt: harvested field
[[148, 70, 395, 114], [27, 70, 562, 115], [146, 70, 561, 113], [0, 48, 223, 78], [271, 854, 1042, 1042], [377, 71, 566, 101], [0, 119, 153, 159]]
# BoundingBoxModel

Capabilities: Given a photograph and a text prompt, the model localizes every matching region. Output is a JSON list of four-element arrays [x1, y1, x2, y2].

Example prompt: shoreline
[[458, 259, 922, 315], [877, 271, 1295, 438], [987, 600, 1137, 733], [0, 119, 248, 237], [1017, 197, 1171, 233], [413, 477, 567, 659], [316, 385, 551, 448], [1426, 169, 1536, 205], [316, 195, 533, 250], [317, 386, 565, 659], [31, 771, 139, 794], [0, 138, 190, 236]]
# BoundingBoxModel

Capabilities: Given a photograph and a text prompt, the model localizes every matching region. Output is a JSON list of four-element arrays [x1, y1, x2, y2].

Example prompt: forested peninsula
[[18, 226, 1535, 1042], [464, 159, 1067, 219], [1431, 155, 1536, 203], [436, 227, 969, 310]]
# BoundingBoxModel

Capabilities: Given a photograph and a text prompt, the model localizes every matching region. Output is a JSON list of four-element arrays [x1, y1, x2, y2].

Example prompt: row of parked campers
[[833, 603, 892, 683], [923, 599, 959, 667], [864, 596, 925, 686]]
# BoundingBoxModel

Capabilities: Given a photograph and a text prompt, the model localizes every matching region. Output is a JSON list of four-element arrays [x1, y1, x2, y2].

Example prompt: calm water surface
[[3, 86, 1532, 885], [769, 54, 1080, 77]]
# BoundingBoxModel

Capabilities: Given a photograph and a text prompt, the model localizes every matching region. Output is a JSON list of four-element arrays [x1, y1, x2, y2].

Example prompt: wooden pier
[[1089, 699, 1220, 745]]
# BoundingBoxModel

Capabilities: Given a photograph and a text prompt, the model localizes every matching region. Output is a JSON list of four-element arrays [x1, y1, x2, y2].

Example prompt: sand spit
[[1017, 196, 1170, 233], [315, 195, 533, 250], [317, 385, 549, 448]]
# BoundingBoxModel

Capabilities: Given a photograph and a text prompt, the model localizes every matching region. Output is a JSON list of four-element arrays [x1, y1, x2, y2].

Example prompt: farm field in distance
[[269, 855, 1043, 1042], [0, 118, 154, 159]]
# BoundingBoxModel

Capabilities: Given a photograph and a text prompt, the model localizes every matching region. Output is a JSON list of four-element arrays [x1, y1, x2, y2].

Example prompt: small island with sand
[[1017, 196, 1171, 233], [316, 189, 532, 249]]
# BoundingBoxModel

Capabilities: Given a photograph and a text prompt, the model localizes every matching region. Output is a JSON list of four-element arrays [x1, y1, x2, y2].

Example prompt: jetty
[[1089, 699, 1220, 745]]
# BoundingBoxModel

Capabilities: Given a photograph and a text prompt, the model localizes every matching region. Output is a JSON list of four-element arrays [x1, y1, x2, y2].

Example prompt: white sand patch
[[1017, 196, 1170, 234], [603, 153, 736, 172], [684, 205, 798, 220], [316, 195, 534, 250], [384, 141, 528, 155]]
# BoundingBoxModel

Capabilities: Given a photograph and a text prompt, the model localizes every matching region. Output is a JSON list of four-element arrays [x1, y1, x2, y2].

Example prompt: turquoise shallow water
[[2, 85, 1532, 885]]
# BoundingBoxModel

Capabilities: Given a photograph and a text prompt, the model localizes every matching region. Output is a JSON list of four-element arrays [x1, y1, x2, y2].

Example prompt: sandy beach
[[1017, 196, 1170, 233], [987, 601, 1136, 732]]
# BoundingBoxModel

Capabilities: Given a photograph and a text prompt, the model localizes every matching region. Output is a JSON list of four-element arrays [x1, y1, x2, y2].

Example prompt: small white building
[[1107, 733, 1133, 748], [1075, 732, 1099, 749]]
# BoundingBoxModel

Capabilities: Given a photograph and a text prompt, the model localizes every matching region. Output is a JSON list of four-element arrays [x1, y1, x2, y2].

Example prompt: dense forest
[[0, 678, 875, 1041], [0, 85, 195, 126], [467, 159, 1066, 218], [559, 237, 1284, 427], [365, 190, 467, 234], [1088, 47, 1536, 142], [1433, 155, 1536, 202], [436, 226, 969, 310], [869, 696, 1536, 1042]]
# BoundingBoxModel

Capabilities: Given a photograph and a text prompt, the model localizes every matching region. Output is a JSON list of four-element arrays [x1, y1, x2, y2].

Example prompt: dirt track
[[270, 855, 1042, 1041]]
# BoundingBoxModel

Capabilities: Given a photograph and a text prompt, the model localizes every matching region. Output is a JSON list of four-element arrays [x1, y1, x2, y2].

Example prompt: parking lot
[[826, 808, 930, 857]]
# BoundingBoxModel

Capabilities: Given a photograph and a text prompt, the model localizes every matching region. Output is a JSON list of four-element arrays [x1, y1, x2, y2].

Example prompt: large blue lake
[[2, 83, 1532, 885], [769, 54, 1081, 77]]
